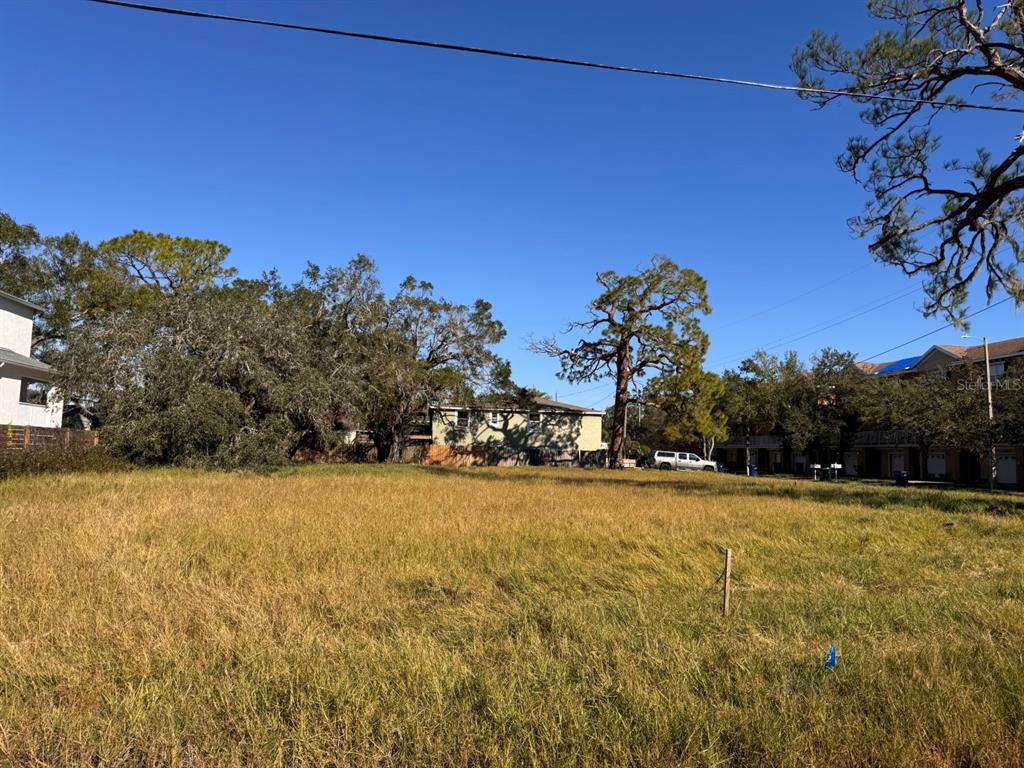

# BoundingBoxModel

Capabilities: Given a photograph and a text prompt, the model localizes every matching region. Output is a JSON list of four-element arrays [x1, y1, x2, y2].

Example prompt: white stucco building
[[0, 291, 62, 428]]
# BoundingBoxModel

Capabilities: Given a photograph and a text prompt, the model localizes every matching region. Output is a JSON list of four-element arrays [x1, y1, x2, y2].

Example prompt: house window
[[456, 410, 469, 428], [527, 412, 541, 433], [990, 361, 1006, 380], [19, 379, 49, 406], [489, 411, 500, 427]]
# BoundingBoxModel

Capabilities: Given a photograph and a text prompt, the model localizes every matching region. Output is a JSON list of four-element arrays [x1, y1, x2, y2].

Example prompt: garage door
[[889, 452, 905, 474], [927, 452, 946, 477], [843, 451, 859, 477], [997, 454, 1018, 485]]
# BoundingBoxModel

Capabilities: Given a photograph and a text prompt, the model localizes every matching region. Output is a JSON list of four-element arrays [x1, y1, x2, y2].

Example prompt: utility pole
[[984, 336, 997, 491]]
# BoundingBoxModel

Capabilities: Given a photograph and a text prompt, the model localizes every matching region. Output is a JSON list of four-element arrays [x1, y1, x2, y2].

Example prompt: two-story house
[[720, 335, 1024, 487], [0, 291, 63, 428], [429, 396, 604, 465]]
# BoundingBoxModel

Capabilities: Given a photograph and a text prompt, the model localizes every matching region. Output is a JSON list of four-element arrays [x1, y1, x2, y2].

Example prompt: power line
[[709, 285, 922, 368], [857, 295, 1015, 363], [87, 0, 1024, 115], [714, 263, 872, 331], [564, 381, 616, 398], [563, 292, 1013, 407]]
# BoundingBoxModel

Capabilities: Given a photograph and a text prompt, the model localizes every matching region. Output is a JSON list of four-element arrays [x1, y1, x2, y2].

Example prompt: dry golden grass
[[1, 465, 1023, 767]]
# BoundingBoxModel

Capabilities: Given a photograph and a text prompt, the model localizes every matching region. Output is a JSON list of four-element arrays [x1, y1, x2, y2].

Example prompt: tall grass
[[1, 466, 1023, 766]]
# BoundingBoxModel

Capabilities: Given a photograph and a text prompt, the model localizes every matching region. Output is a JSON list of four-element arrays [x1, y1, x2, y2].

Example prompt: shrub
[[0, 445, 125, 479]]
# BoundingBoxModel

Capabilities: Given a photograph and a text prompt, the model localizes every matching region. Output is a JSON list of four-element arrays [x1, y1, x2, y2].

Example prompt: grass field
[[2, 466, 1024, 767]]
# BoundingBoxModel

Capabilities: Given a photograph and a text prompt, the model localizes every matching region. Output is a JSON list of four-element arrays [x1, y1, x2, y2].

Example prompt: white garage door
[[927, 452, 946, 477], [889, 452, 905, 474], [997, 454, 1018, 485]]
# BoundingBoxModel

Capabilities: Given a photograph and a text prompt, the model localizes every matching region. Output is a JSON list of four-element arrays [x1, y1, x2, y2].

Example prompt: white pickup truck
[[652, 450, 717, 472]]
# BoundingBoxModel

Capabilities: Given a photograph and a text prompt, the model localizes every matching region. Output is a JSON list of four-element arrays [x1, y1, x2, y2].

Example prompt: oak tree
[[533, 257, 710, 467], [349, 275, 509, 462]]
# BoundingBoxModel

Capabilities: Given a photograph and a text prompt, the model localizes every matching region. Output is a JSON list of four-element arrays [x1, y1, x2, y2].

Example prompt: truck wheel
[[659, 463, 672, 471], [702, 465, 715, 471]]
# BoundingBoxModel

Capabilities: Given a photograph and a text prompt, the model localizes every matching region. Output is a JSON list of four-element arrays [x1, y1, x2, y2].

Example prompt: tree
[[936, 362, 998, 458], [0, 211, 97, 359], [97, 230, 236, 295], [58, 238, 347, 466], [808, 348, 871, 462], [794, 1, 1024, 322], [651, 370, 728, 460], [722, 351, 816, 461], [601, 398, 670, 460], [60, 239, 510, 466], [345, 274, 509, 463], [532, 257, 710, 468], [995, 357, 1024, 445]]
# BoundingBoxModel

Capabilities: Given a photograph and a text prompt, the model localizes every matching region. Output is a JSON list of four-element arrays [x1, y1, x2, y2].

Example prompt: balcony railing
[[853, 430, 916, 447], [16, 402, 61, 428], [723, 435, 784, 449]]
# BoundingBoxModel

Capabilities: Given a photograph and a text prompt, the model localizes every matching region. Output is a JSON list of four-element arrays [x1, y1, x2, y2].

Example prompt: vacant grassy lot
[[1, 467, 1023, 767]]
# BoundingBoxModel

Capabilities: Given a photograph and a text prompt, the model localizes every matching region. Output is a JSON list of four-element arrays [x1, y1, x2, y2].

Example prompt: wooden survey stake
[[723, 548, 732, 616]]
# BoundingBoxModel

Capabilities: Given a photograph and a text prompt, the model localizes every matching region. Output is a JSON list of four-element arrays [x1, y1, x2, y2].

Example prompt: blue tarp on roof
[[876, 355, 920, 375]]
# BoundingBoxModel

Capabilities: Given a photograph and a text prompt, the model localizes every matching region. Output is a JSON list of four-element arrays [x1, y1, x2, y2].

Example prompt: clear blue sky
[[4, 0, 1021, 409]]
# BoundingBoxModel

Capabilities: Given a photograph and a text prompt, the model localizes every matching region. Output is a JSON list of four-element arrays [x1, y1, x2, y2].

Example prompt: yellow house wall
[[577, 413, 602, 451], [432, 409, 602, 452]]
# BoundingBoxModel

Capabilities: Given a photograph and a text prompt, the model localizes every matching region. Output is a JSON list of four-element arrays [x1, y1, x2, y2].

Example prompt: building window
[[20, 379, 50, 406], [527, 411, 541, 433], [456, 410, 469, 428], [489, 411, 500, 426]]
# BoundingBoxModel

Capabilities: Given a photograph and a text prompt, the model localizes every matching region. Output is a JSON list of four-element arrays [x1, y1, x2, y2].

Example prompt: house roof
[[0, 290, 43, 313], [436, 396, 603, 416], [859, 335, 1024, 376], [955, 336, 1024, 362], [875, 355, 921, 375], [532, 396, 603, 414], [855, 361, 890, 374], [934, 344, 970, 356], [0, 347, 52, 375]]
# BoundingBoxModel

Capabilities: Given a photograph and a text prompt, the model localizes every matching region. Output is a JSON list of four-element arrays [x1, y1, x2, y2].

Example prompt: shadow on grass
[[411, 464, 1024, 517]]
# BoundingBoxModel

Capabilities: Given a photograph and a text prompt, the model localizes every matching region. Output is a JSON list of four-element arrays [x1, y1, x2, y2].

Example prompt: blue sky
[[4, 0, 1021, 410]]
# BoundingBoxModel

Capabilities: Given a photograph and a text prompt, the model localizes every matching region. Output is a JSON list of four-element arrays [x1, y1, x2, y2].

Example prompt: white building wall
[[0, 367, 62, 429], [0, 372, 21, 425], [0, 296, 35, 356]]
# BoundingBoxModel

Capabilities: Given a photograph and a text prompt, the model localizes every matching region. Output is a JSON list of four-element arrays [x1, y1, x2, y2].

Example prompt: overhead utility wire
[[709, 285, 922, 368], [857, 295, 1015, 363], [87, 0, 1024, 115], [570, 293, 1013, 407], [715, 264, 871, 331], [565, 381, 617, 398], [588, 295, 1014, 407]]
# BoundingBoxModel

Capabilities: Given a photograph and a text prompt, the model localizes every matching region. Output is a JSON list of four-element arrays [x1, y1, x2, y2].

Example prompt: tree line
[[622, 347, 1024, 477], [3, 211, 726, 469], [1, 212, 514, 467], [9, 209, 1014, 475]]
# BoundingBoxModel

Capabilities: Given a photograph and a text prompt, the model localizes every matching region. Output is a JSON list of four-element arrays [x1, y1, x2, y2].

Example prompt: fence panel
[[2, 426, 99, 451]]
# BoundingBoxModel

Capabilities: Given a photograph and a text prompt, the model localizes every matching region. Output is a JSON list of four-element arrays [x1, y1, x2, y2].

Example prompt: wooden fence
[[2, 426, 99, 452], [425, 444, 607, 468], [425, 445, 521, 467]]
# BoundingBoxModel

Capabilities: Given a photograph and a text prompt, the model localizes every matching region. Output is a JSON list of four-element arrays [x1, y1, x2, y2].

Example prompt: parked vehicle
[[652, 450, 717, 471]]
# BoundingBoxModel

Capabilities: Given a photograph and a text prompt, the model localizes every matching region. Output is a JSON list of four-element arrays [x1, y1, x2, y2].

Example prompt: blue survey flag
[[824, 643, 837, 669]]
